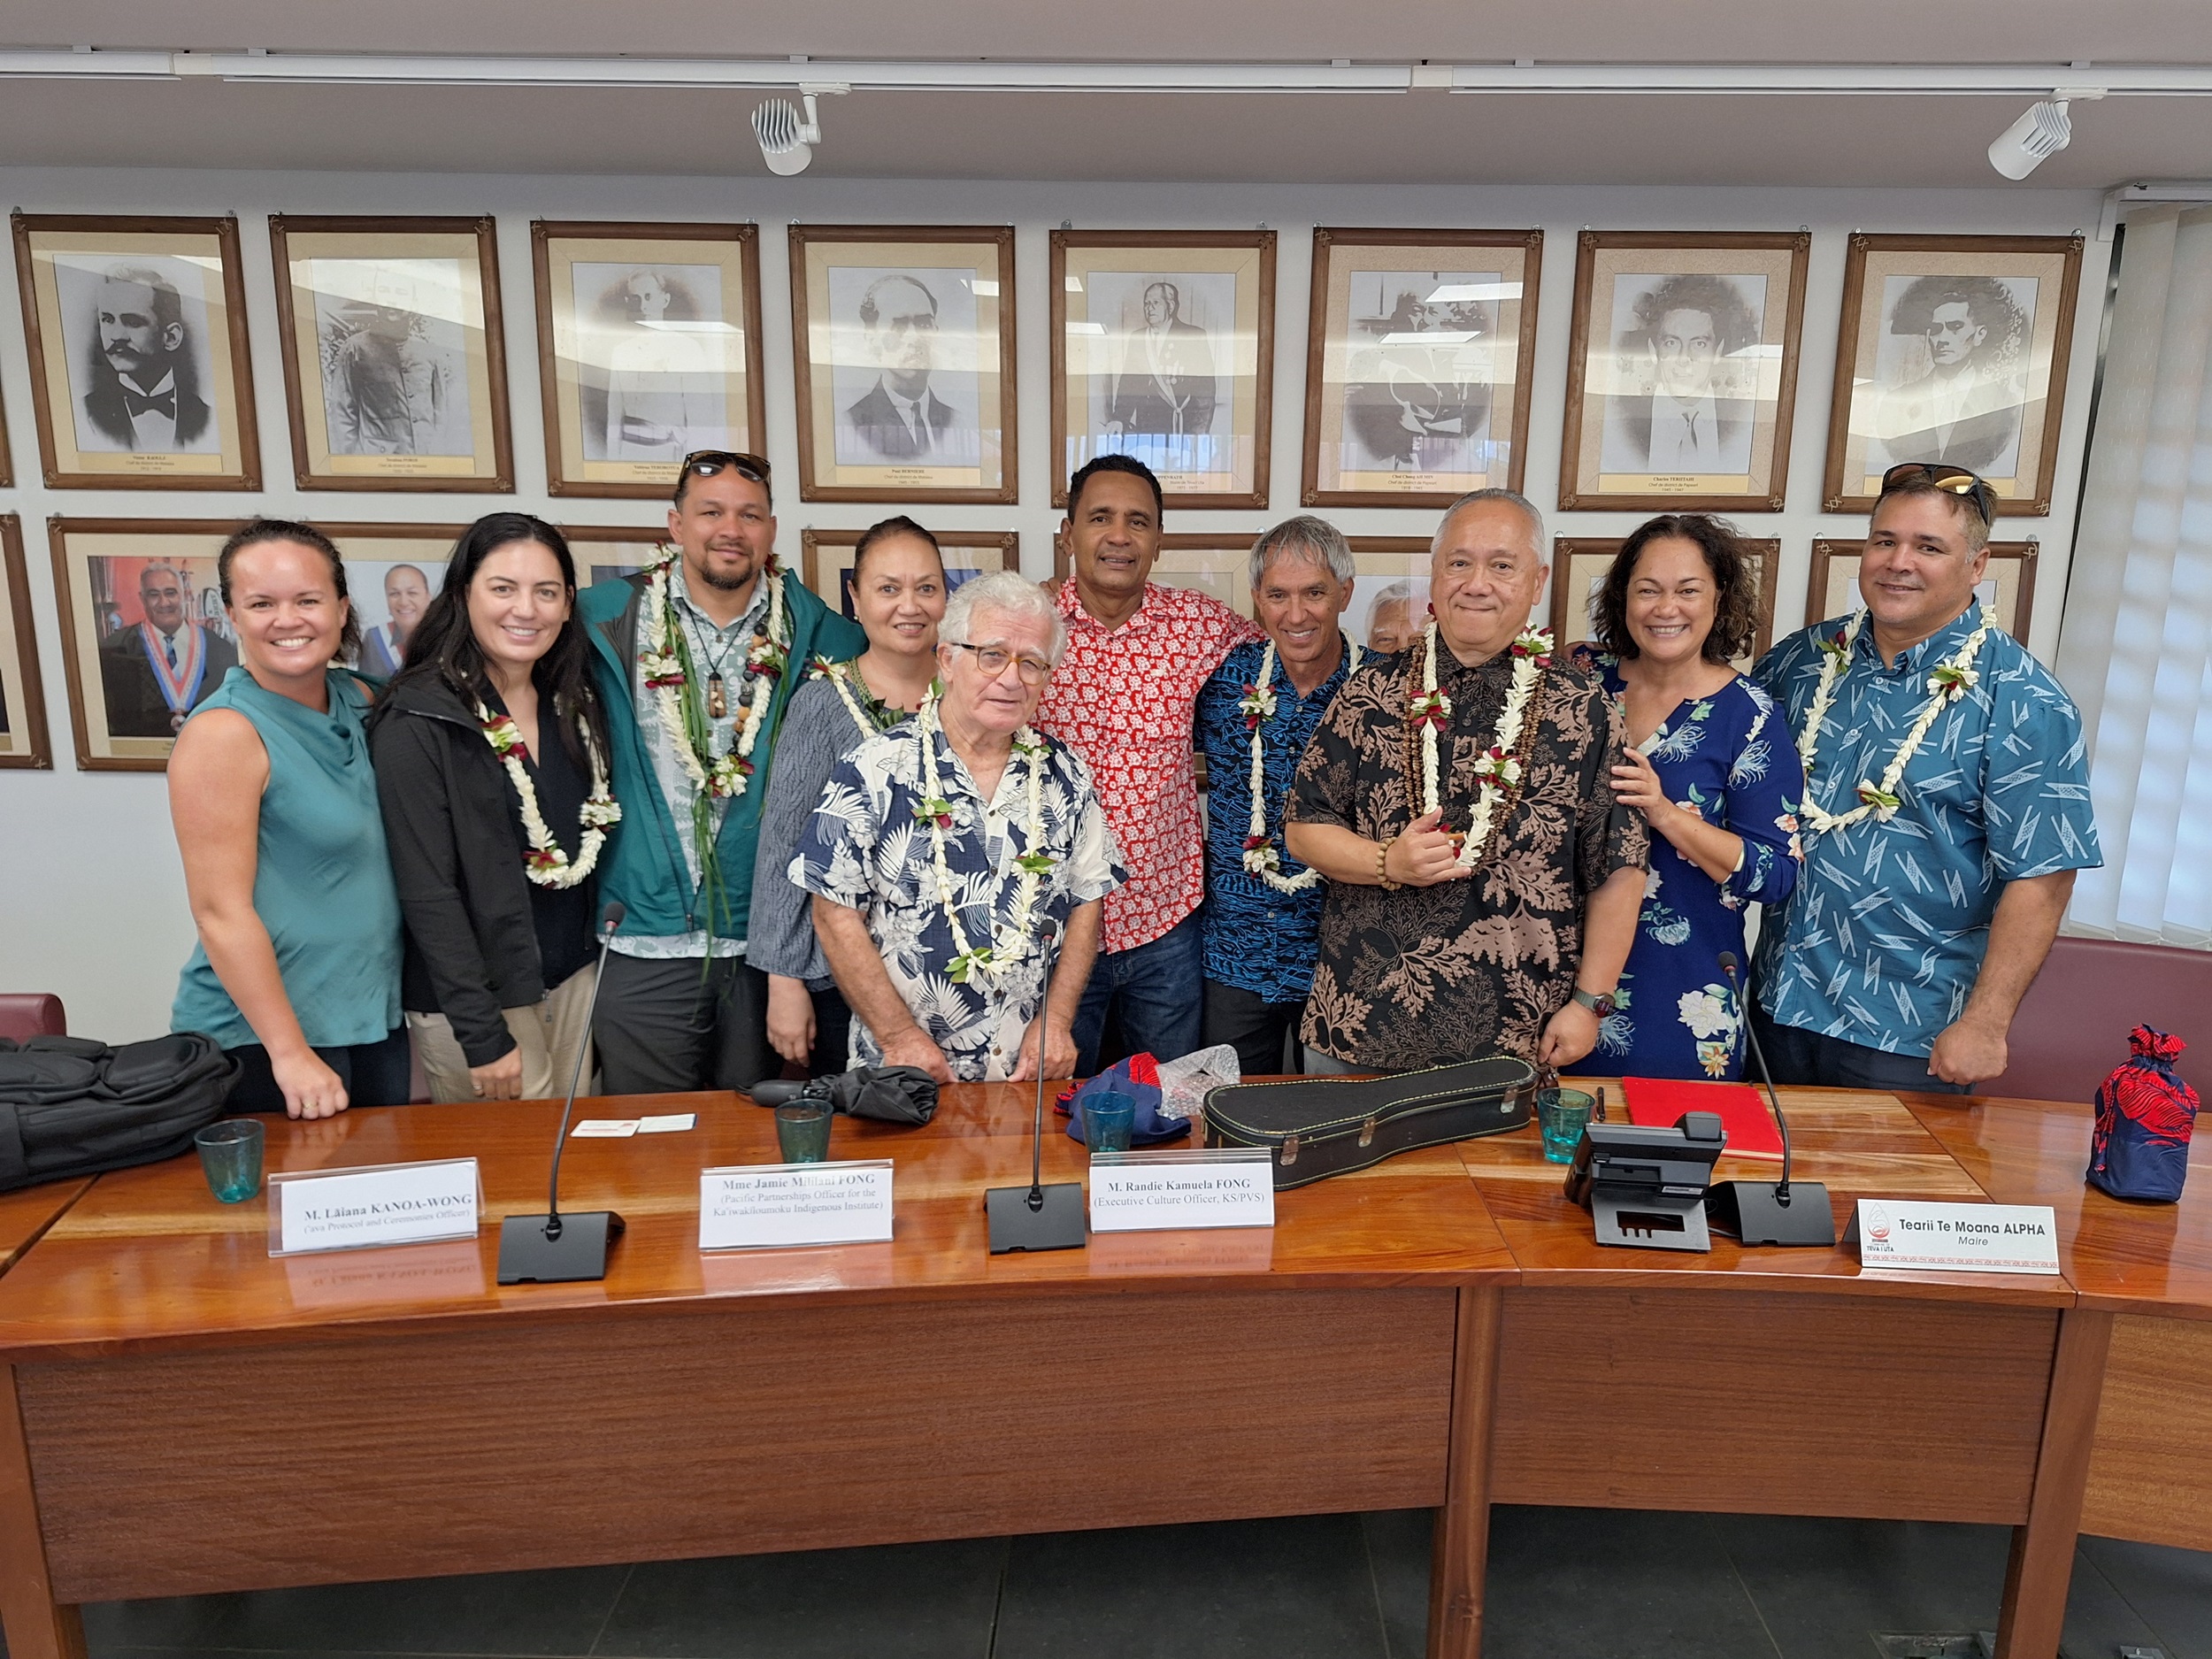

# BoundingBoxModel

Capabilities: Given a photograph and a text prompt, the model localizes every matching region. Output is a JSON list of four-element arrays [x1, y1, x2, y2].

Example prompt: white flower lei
[[474, 705, 622, 889], [1411, 620, 1551, 870], [1794, 606, 1993, 833], [638, 547, 788, 802], [813, 657, 881, 741], [1238, 637, 1361, 893], [915, 690, 1055, 985]]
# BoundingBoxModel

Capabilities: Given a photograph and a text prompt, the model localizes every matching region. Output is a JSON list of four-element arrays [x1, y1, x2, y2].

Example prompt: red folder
[[1621, 1076, 1784, 1160]]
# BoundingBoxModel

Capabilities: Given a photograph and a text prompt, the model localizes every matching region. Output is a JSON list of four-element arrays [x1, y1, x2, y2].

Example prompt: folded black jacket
[[369, 675, 586, 1067]]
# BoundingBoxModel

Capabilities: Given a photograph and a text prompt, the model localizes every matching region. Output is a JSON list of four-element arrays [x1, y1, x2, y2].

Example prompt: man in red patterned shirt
[[1039, 455, 1263, 1073]]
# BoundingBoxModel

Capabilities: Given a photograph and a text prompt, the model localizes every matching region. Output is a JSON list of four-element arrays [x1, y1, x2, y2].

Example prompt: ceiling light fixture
[[1987, 96, 2075, 179]]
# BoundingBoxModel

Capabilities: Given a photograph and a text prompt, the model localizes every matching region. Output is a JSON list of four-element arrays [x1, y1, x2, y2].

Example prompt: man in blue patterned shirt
[[1195, 518, 1372, 1074], [1750, 465, 2101, 1092]]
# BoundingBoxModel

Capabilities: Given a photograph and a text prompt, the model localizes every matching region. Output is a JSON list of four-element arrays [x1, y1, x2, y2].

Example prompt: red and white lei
[[1238, 637, 1360, 893], [916, 690, 1055, 985], [1413, 620, 1551, 870], [475, 706, 621, 889], [637, 546, 788, 801]]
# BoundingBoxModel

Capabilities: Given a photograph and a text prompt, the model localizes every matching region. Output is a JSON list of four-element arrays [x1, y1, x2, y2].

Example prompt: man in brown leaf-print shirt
[[1285, 489, 1647, 1073]]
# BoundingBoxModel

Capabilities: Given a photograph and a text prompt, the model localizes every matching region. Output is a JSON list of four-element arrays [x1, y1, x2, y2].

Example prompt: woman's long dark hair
[[388, 513, 607, 765]]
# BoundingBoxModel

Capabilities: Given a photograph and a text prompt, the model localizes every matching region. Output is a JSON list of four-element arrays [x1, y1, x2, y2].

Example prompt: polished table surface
[[0, 1181, 88, 1277]]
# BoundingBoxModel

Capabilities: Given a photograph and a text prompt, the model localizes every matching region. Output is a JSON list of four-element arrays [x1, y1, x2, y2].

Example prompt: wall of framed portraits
[[0, 164, 2115, 1039]]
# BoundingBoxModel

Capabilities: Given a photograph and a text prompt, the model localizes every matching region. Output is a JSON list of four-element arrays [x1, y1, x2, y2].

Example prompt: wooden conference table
[[0, 1082, 2195, 1659]]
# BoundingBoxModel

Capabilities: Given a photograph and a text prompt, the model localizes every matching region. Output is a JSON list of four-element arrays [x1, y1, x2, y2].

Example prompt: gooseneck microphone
[[986, 915, 1087, 1253], [1704, 951, 1836, 1247], [496, 900, 631, 1284]]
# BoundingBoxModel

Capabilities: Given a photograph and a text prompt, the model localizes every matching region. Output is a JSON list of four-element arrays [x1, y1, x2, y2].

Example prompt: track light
[[752, 90, 822, 176], [1987, 96, 2071, 179]]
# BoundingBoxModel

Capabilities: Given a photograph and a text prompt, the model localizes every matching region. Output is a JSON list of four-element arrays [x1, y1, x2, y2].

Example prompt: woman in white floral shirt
[[1566, 515, 1804, 1080]]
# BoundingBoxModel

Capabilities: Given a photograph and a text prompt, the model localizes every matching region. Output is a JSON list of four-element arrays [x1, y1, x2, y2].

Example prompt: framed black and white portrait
[[11, 213, 261, 491], [269, 216, 513, 493], [1806, 537, 2039, 639], [801, 528, 1018, 621], [559, 524, 670, 589], [1822, 235, 2083, 518], [1560, 231, 1810, 513], [0, 516, 53, 770], [532, 222, 766, 500], [788, 226, 1016, 505], [1548, 535, 1781, 672], [1051, 231, 1274, 510], [1302, 230, 1543, 508]]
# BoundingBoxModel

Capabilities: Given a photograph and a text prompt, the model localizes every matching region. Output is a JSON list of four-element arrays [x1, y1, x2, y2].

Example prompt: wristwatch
[[1571, 987, 1617, 1019]]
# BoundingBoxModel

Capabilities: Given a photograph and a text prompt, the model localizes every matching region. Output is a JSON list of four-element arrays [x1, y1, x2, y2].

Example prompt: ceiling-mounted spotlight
[[1987, 96, 2072, 179], [753, 89, 823, 176]]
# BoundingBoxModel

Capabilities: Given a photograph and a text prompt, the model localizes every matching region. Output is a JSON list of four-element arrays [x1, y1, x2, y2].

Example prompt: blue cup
[[195, 1118, 265, 1202], [1536, 1088, 1595, 1164], [1083, 1091, 1137, 1155]]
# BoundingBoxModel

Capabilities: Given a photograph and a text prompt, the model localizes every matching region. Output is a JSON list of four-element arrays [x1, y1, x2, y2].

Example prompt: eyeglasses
[[1878, 461, 1996, 529], [680, 449, 772, 484], [948, 641, 1052, 686]]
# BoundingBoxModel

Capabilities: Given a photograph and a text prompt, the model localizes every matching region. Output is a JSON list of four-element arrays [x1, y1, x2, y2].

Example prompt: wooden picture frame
[[1301, 228, 1543, 507], [1805, 538, 2039, 639], [531, 221, 766, 500], [1051, 229, 1275, 509], [0, 515, 53, 769], [1558, 230, 1810, 513], [559, 523, 670, 589], [1052, 532, 1263, 618], [48, 518, 468, 771], [800, 528, 1018, 621], [269, 215, 513, 493], [787, 226, 1017, 505], [11, 213, 261, 491], [1342, 536, 1435, 657], [1821, 234, 2084, 518], [1548, 534, 1782, 671], [0, 373, 14, 488]]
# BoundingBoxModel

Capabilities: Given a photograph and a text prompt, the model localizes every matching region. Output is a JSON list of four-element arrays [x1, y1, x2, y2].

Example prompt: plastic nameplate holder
[[1088, 1146, 1276, 1233], [699, 1159, 895, 1251], [266, 1158, 483, 1257]]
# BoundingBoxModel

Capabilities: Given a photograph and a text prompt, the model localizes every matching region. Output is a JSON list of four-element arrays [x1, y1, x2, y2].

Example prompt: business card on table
[[1851, 1199, 2061, 1275], [571, 1119, 639, 1138], [638, 1113, 696, 1133]]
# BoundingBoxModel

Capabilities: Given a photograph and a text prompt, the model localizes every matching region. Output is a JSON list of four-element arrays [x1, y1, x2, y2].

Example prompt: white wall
[[0, 167, 2115, 1040]]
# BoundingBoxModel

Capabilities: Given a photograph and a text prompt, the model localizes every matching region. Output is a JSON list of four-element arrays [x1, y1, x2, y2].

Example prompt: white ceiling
[[3, 0, 2210, 186]]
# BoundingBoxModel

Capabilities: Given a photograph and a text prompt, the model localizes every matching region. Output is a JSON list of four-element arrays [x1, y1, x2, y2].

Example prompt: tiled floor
[[12, 1508, 2203, 1659]]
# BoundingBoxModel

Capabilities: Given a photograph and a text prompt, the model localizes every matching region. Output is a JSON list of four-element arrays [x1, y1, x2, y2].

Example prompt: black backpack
[[0, 1033, 240, 1194]]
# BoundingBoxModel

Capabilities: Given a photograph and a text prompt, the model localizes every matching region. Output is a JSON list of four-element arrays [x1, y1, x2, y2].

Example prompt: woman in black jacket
[[369, 514, 616, 1102]]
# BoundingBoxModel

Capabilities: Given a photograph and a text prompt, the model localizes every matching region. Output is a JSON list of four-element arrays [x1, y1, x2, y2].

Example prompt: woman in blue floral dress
[[1565, 515, 1803, 1081]]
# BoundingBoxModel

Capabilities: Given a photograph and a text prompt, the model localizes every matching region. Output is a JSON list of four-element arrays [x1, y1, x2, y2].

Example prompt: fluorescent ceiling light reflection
[[1425, 282, 1521, 303], [638, 319, 744, 334], [969, 279, 999, 296], [1379, 330, 1480, 345], [1066, 321, 1107, 334]]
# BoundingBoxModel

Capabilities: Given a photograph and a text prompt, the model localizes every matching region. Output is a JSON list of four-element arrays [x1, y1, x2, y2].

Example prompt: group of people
[[165, 442, 2101, 1122]]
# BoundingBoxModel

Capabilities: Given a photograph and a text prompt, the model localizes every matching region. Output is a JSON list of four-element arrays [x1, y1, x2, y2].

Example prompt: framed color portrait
[[269, 216, 514, 493], [801, 528, 1018, 621], [1052, 230, 1274, 509], [1342, 537, 1435, 658], [11, 213, 261, 491], [788, 226, 1016, 505], [1559, 231, 1810, 513], [1302, 229, 1543, 507], [0, 516, 54, 769], [1806, 538, 2039, 639], [560, 524, 671, 590], [1548, 535, 1782, 672], [533, 221, 766, 500], [1822, 234, 2084, 518], [319, 522, 468, 680]]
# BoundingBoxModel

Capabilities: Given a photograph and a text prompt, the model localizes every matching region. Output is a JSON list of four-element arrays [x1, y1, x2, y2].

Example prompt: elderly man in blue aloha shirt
[[1750, 463, 2101, 1093], [796, 571, 1125, 1084]]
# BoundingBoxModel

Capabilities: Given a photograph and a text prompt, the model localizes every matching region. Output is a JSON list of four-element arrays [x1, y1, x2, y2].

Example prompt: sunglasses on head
[[680, 449, 772, 484], [1879, 461, 1995, 529]]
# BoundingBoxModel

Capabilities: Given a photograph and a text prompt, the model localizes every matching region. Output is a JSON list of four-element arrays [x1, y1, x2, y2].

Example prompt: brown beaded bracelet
[[1377, 835, 1403, 891]]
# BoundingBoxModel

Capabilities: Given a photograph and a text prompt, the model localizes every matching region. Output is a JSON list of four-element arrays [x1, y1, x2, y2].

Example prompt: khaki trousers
[[407, 964, 598, 1102]]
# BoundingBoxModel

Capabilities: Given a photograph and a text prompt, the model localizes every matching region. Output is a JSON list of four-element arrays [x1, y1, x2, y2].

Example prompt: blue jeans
[[1072, 912, 1204, 1076]]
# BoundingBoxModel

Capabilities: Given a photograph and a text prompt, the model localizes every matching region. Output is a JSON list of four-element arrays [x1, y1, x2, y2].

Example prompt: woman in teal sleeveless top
[[170, 520, 404, 1118]]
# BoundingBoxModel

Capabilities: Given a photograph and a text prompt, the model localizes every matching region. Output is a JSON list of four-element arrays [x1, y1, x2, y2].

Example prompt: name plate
[[1088, 1148, 1276, 1233], [267, 1159, 481, 1257], [1853, 1199, 2061, 1275], [699, 1160, 895, 1251]]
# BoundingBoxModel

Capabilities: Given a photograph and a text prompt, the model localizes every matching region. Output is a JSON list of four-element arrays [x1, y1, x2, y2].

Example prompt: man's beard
[[695, 553, 758, 591]]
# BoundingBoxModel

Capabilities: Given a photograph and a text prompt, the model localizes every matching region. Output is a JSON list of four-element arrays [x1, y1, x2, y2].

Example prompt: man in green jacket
[[580, 451, 864, 1094]]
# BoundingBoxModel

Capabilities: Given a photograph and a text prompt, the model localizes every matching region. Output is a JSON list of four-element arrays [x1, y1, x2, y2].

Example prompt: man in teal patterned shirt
[[1750, 465, 2101, 1092]]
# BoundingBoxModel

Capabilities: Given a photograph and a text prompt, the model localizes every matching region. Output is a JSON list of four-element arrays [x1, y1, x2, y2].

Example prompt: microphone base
[[496, 1210, 626, 1284], [985, 1182, 1087, 1255], [1707, 1180, 1837, 1248]]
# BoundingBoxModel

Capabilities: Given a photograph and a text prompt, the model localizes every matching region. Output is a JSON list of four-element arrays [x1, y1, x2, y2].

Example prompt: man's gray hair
[[941, 571, 1067, 664], [1431, 487, 1546, 558], [1370, 578, 1416, 610], [1248, 515, 1356, 589]]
